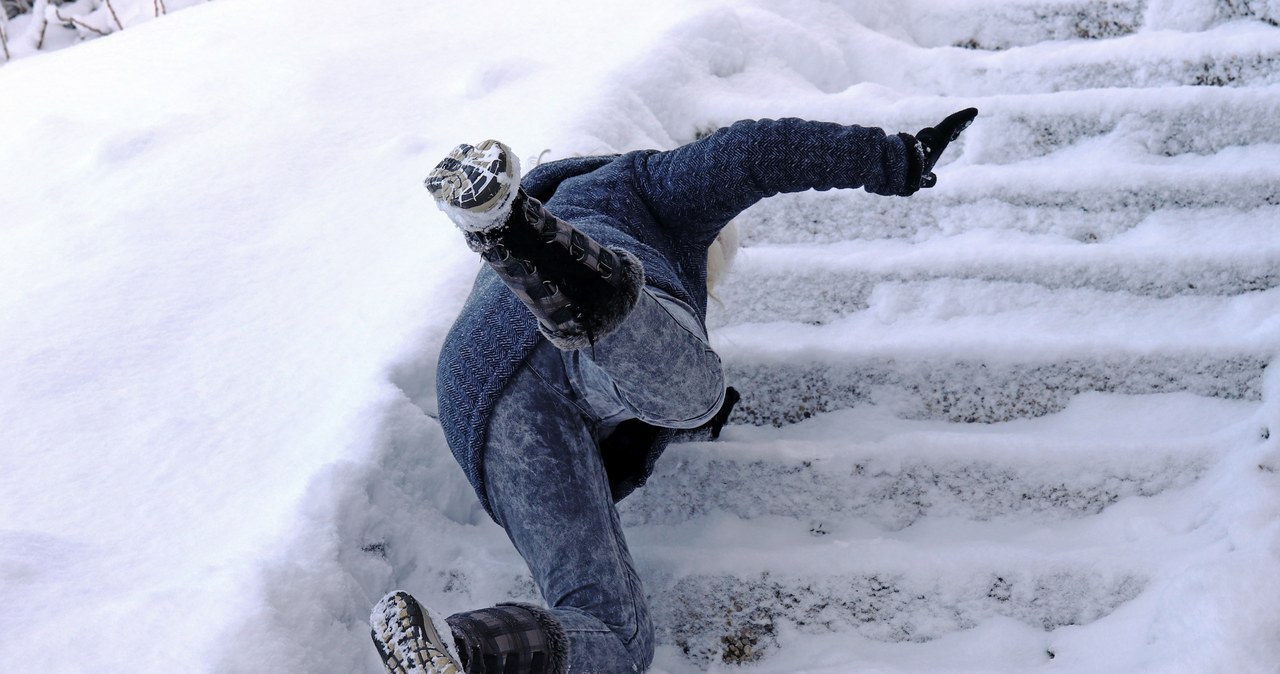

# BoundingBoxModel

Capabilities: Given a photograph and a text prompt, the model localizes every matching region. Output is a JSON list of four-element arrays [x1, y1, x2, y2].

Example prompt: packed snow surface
[[1, 0, 1277, 672]]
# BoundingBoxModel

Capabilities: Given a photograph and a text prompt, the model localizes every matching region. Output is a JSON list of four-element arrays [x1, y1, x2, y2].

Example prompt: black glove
[[899, 107, 978, 192], [700, 386, 740, 440]]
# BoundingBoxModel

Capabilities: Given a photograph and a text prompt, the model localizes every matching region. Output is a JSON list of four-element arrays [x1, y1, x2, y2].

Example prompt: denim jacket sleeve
[[632, 118, 914, 237]]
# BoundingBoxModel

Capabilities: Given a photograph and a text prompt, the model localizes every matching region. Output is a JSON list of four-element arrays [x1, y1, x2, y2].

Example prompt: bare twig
[[102, 0, 122, 31], [0, 4, 7, 62], [35, 7, 46, 48], [55, 6, 108, 36]]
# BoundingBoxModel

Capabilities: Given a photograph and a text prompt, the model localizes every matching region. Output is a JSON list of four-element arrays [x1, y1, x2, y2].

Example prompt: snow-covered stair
[[624, 397, 1229, 529], [610, 2, 1280, 669], [9, 1, 1279, 672], [622, 393, 1256, 665], [911, 21, 1280, 94], [906, 0, 1278, 50], [324, 3, 1280, 672]]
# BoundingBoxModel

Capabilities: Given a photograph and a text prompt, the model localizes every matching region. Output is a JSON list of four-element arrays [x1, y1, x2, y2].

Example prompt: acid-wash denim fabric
[[473, 287, 723, 673], [435, 118, 914, 519]]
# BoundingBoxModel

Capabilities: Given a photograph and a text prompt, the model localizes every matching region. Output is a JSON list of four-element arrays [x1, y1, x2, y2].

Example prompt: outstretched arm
[[633, 118, 913, 235], [632, 111, 977, 236]]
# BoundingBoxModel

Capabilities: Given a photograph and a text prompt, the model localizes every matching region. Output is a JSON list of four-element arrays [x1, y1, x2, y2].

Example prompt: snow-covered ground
[[2, 0, 1278, 672]]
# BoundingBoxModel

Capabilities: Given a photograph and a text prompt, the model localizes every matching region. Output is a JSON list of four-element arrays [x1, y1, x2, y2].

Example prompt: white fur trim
[[706, 219, 741, 293]]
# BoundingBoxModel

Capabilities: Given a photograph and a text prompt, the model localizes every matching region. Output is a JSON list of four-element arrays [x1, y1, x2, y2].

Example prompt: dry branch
[[102, 0, 122, 31], [34, 5, 46, 48], [55, 6, 107, 36]]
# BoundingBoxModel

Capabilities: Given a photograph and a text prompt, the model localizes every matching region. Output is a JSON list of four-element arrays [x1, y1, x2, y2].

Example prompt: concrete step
[[646, 566, 1143, 665], [711, 220, 1280, 326], [715, 348, 1268, 426], [633, 524, 1154, 665], [428, 515, 1159, 666], [715, 266, 1279, 342], [905, 0, 1280, 51], [621, 393, 1245, 529], [714, 274, 1277, 426], [962, 85, 1280, 164], [928, 24, 1280, 95], [907, 0, 1145, 50], [736, 167, 1280, 245], [627, 387, 1257, 664]]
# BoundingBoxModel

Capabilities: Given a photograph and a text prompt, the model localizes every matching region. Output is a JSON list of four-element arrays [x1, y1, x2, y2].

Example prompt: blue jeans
[[478, 287, 724, 673]]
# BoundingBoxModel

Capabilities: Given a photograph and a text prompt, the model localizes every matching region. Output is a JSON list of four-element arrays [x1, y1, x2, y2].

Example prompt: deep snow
[[1, 0, 1278, 672]]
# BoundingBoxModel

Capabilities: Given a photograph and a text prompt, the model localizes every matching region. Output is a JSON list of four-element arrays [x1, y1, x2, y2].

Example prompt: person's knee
[[695, 351, 726, 410], [660, 362, 725, 428], [670, 349, 725, 425]]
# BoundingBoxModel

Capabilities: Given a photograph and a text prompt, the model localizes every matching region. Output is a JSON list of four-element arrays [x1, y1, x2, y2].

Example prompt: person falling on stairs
[[371, 109, 979, 674]]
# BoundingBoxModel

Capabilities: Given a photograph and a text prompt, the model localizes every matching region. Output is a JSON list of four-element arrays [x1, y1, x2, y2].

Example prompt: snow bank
[[0, 0, 728, 670], [2, 0, 1277, 671]]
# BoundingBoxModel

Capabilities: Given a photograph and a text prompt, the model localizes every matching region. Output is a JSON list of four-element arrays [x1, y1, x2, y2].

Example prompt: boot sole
[[370, 591, 462, 674], [426, 140, 520, 232]]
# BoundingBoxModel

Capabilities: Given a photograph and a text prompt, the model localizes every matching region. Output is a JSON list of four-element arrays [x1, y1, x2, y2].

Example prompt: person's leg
[[471, 341, 655, 673], [425, 138, 724, 428], [564, 285, 724, 431], [426, 140, 645, 352]]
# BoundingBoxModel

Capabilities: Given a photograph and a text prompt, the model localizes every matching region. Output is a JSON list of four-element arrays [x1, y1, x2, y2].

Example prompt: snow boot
[[426, 140, 644, 350], [423, 140, 522, 234], [371, 591, 464, 674], [446, 604, 569, 674]]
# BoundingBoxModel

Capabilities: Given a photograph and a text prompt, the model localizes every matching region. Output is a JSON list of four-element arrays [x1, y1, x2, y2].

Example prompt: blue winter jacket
[[436, 118, 916, 518]]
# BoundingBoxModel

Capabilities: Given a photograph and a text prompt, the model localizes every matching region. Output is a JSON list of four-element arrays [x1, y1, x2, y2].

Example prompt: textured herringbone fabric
[[436, 118, 913, 518]]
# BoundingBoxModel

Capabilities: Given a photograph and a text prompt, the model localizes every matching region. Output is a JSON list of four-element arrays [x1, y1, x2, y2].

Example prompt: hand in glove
[[899, 107, 978, 192]]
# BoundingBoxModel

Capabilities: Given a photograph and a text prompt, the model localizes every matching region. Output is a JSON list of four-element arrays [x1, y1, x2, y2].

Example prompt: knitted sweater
[[435, 118, 916, 518]]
